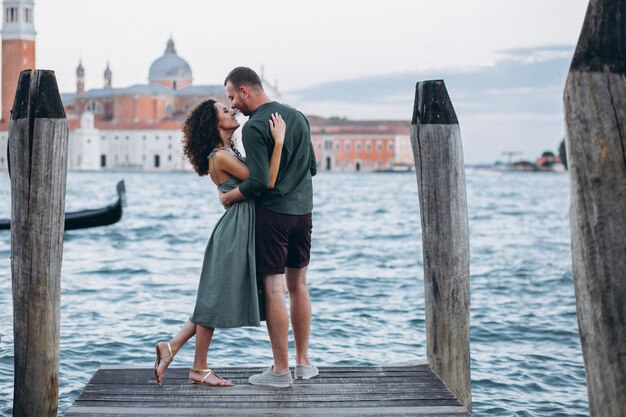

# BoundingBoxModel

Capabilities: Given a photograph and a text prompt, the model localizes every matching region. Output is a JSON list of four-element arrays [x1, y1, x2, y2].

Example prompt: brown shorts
[[255, 206, 312, 276]]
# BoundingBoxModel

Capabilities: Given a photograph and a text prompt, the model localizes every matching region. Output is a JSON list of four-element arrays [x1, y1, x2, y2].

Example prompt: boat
[[0, 180, 125, 231]]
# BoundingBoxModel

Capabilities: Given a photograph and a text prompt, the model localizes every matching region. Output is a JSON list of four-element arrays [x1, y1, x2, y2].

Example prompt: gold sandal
[[153, 342, 174, 386], [190, 368, 234, 387]]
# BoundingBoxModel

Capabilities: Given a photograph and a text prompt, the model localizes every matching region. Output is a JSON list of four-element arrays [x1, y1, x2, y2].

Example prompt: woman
[[153, 99, 286, 387]]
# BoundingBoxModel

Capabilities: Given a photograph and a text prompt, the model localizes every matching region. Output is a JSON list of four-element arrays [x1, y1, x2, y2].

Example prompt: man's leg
[[286, 266, 311, 366], [264, 273, 290, 374]]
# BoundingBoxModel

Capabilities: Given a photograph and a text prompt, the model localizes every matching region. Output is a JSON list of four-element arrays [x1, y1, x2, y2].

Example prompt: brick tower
[[1, 0, 36, 122]]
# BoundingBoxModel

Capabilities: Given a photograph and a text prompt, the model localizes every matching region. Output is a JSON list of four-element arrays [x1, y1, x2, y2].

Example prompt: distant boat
[[0, 180, 125, 231]]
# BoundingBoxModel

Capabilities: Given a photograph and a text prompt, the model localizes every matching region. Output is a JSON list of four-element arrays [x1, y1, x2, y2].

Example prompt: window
[[166, 104, 173, 114], [155, 135, 159, 140], [24, 8, 30, 22], [355, 141, 362, 152], [168, 143, 172, 150], [100, 154, 106, 168], [344, 140, 351, 151], [335, 143, 340, 150], [154, 155, 160, 168], [376, 141, 382, 151], [388, 142, 394, 151], [366, 141, 372, 151], [125, 136, 129, 140], [168, 154, 172, 162]]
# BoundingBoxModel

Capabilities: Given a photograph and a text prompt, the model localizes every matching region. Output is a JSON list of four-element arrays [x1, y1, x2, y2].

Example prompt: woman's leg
[[189, 324, 232, 386], [155, 319, 196, 382]]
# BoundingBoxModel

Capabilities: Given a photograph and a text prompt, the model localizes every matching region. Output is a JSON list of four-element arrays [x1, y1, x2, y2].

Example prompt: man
[[220, 67, 318, 388]]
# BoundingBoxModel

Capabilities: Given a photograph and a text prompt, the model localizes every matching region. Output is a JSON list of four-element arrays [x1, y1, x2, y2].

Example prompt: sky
[[32, 0, 590, 163]]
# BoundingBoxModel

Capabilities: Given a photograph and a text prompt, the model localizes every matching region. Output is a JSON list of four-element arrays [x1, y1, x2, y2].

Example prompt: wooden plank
[[88, 377, 442, 387], [74, 392, 455, 402], [78, 384, 451, 396], [65, 405, 470, 416], [71, 399, 463, 408]]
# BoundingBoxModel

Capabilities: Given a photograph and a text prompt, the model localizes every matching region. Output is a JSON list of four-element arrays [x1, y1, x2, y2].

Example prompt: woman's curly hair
[[181, 99, 241, 176]]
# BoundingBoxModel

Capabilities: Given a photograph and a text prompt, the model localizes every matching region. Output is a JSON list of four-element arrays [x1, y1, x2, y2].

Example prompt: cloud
[[283, 45, 574, 163], [285, 44, 573, 116]]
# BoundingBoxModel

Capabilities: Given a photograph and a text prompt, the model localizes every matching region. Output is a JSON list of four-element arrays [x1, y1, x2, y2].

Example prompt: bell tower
[[1, 0, 36, 122], [76, 59, 84, 94]]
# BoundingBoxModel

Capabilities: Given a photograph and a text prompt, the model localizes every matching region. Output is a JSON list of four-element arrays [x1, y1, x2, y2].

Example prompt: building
[[60, 37, 237, 172], [308, 117, 412, 172], [0, 0, 412, 173], [1, 0, 34, 123]]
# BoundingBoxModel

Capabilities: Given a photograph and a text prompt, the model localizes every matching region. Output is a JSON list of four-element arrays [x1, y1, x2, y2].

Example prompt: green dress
[[190, 150, 261, 328]]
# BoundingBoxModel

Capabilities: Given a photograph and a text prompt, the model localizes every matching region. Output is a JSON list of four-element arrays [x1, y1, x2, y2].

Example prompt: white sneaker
[[294, 363, 319, 380], [248, 366, 293, 388]]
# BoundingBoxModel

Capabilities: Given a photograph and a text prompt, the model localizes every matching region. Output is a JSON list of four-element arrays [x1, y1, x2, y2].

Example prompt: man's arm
[[309, 140, 317, 177], [239, 124, 271, 198], [220, 124, 270, 209]]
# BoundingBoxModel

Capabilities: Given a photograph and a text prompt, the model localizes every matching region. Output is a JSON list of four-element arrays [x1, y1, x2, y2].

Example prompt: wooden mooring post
[[409, 80, 471, 412], [563, 0, 626, 415], [9, 69, 69, 416]]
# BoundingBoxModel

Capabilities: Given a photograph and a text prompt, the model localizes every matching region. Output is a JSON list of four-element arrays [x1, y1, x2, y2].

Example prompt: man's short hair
[[224, 66, 264, 90]]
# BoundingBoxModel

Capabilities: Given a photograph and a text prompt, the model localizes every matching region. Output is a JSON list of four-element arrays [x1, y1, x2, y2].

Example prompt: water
[[0, 170, 588, 416]]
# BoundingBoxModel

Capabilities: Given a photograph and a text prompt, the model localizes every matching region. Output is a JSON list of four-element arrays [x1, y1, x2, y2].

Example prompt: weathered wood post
[[563, 0, 626, 415], [410, 80, 471, 411], [9, 69, 68, 416]]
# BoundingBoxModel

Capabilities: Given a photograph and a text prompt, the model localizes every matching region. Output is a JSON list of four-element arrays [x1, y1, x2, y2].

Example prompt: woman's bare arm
[[268, 112, 285, 189], [210, 150, 249, 184]]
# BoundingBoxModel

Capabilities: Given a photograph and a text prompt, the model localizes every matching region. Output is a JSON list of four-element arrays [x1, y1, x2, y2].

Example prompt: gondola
[[0, 180, 125, 231]]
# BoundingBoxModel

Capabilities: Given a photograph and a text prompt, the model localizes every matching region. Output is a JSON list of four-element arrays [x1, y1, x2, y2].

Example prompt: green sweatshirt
[[239, 101, 317, 215]]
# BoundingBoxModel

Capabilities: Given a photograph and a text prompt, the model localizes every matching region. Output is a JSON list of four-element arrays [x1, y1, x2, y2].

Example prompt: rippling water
[[0, 169, 587, 416]]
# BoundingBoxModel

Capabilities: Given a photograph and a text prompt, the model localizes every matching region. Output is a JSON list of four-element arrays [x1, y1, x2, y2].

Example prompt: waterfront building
[[0, 0, 412, 173], [309, 117, 411, 171]]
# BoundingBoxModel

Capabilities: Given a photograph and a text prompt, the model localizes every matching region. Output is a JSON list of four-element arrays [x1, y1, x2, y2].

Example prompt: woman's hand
[[269, 113, 286, 146]]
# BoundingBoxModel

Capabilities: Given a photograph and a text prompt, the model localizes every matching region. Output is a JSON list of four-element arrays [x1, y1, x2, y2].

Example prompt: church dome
[[148, 38, 192, 84]]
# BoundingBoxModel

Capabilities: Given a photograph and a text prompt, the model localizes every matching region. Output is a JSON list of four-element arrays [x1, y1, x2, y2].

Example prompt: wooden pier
[[63, 365, 470, 416]]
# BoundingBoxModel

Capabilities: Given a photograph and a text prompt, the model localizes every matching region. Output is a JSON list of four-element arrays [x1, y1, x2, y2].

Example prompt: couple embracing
[[153, 67, 318, 388]]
